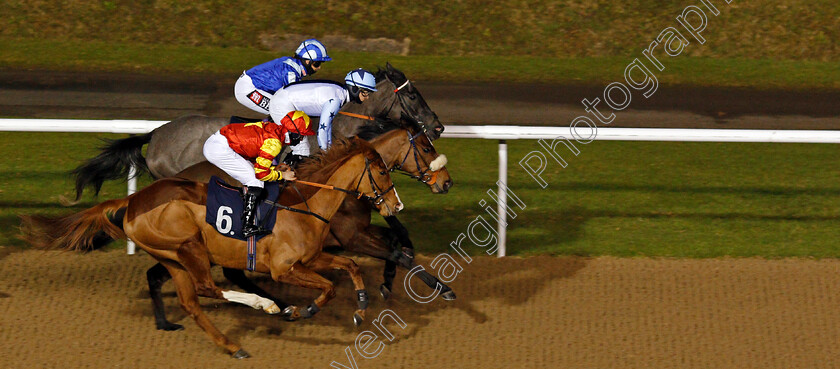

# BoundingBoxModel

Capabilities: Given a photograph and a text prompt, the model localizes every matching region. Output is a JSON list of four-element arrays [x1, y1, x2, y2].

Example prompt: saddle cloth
[[205, 176, 280, 242]]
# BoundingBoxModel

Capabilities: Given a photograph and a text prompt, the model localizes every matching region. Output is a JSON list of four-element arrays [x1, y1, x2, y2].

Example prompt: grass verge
[[3, 131, 840, 258]]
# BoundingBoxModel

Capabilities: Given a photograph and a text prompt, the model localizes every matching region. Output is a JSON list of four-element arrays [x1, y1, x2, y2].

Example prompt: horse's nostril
[[396, 202, 404, 212]]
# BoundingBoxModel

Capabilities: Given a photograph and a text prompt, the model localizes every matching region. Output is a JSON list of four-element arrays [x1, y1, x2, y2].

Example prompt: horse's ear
[[386, 62, 394, 71]]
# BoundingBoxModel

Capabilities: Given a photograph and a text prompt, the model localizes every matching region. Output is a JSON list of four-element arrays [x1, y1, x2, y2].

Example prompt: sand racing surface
[[2, 248, 840, 368], [3, 71, 840, 368]]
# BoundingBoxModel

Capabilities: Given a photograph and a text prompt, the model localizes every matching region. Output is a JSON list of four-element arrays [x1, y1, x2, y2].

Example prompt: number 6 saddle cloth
[[205, 176, 281, 242]]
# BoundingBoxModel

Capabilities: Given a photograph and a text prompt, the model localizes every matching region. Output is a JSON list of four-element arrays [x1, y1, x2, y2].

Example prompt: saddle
[[204, 176, 281, 242], [230, 115, 270, 124]]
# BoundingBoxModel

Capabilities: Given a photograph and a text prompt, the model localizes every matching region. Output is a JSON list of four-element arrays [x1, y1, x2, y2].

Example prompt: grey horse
[[71, 63, 443, 195]]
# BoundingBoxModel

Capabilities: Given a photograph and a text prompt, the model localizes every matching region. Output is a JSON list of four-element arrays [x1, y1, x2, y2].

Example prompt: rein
[[261, 198, 330, 224], [338, 111, 375, 121], [337, 76, 428, 139], [289, 158, 394, 206], [257, 156, 394, 224], [256, 181, 329, 224]]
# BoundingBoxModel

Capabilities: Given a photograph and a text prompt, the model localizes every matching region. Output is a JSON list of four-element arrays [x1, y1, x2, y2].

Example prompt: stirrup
[[242, 225, 271, 238]]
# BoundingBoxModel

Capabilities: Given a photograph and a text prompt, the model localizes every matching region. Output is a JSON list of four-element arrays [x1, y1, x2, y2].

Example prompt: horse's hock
[[260, 33, 410, 56]]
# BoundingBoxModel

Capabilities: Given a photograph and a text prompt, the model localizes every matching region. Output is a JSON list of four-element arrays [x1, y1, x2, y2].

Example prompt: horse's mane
[[294, 137, 375, 180], [355, 118, 405, 141]]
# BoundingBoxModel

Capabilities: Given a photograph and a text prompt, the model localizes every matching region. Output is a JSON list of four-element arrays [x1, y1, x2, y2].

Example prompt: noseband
[[390, 130, 441, 185]]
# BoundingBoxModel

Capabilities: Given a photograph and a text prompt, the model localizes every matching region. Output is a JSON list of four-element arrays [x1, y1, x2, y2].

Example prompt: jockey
[[268, 68, 378, 166], [234, 39, 332, 115], [203, 111, 315, 237]]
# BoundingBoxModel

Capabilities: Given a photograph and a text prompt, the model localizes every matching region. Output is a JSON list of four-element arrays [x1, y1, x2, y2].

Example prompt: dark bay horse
[[145, 119, 456, 331], [71, 63, 443, 199], [22, 138, 402, 358]]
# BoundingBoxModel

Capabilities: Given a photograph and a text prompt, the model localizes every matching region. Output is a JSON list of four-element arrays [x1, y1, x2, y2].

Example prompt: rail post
[[497, 140, 508, 257], [126, 164, 137, 255]]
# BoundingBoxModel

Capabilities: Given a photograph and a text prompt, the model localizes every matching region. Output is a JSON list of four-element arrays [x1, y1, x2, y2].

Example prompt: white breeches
[[203, 132, 264, 188], [268, 91, 310, 156], [234, 72, 273, 115]]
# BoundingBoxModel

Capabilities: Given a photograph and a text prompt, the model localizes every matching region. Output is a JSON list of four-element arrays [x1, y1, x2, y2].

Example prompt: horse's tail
[[70, 132, 153, 202], [20, 197, 129, 252]]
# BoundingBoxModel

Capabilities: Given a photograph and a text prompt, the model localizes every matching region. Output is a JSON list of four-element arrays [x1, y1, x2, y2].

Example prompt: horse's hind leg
[[222, 267, 289, 309], [146, 263, 183, 331], [176, 240, 281, 314], [307, 253, 368, 326], [161, 260, 248, 358]]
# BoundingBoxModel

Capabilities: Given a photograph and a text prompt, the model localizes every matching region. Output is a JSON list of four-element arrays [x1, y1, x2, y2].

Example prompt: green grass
[[2, 38, 839, 89], [3, 132, 840, 258], [4, 1, 839, 60]]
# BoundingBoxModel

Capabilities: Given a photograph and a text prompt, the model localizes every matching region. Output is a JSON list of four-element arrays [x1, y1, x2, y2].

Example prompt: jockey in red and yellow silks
[[203, 110, 315, 237]]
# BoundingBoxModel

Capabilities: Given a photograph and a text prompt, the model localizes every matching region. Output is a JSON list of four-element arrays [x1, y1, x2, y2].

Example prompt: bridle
[[337, 75, 433, 139], [390, 130, 440, 186]]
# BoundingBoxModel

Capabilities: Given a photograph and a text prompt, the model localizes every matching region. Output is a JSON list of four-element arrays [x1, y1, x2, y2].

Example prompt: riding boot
[[242, 186, 271, 238]]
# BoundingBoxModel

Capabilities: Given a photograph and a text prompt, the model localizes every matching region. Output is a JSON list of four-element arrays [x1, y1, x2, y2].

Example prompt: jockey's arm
[[317, 98, 342, 150], [254, 138, 283, 181]]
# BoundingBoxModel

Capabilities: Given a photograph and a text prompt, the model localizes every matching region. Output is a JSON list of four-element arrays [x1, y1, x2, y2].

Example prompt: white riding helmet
[[344, 68, 378, 92]]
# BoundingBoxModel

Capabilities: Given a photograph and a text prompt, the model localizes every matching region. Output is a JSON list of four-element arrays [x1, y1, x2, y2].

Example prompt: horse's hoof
[[441, 290, 457, 301], [281, 306, 299, 321], [157, 322, 184, 331], [263, 303, 281, 315], [353, 312, 364, 326], [231, 349, 250, 359], [379, 284, 392, 300]]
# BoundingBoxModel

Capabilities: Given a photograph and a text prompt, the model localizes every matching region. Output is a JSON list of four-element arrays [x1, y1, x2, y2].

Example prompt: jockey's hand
[[283, 153, 304, 167], [282, 170, 297, 181]]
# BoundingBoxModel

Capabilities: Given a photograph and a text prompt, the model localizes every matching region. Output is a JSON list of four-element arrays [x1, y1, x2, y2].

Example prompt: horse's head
[[393, 114, 452, 194], [374, 63, 445, 141], [354, 139, 405, 216]]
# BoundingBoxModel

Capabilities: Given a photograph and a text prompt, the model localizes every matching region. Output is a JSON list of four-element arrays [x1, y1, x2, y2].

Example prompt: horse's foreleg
[[307, 253, 368, 326], [146, 263, 183, 331], [368, 224, 456, 301], [271, 262, 337, 323], [222, 267, 289, 309], [384, 215, 413, 250], [176, 238, 280, 314], [161, 259, 248, 358]]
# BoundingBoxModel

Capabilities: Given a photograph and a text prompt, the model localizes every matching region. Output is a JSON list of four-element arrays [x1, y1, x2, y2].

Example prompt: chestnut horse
[[21, 138, 402, 358], [145, 119, 456, 331]]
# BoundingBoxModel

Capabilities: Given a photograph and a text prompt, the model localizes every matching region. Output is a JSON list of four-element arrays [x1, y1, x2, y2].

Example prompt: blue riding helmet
[[344, 68, 378, 92], [295, 39, 332, 62]]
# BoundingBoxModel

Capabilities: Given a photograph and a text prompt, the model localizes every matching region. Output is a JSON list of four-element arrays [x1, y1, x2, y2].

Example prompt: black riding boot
[[242, 186, 271, 238]]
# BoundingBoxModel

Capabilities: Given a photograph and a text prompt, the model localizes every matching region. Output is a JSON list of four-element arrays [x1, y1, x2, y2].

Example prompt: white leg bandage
[[221, 290, 281, 314]]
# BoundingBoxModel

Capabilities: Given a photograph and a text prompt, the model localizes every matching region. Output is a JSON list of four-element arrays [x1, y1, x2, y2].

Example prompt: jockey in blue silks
[[234, 39, 332, 115]]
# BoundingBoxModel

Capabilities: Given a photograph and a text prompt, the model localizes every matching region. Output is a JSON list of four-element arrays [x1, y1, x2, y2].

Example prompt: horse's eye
[[409, 94, 417, 100], [423, 148, 430, 153], [380, 171, 386, 175]]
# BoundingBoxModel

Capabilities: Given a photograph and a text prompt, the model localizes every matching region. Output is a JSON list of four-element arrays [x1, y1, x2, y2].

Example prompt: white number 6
[[216, 206, 234, 234]]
